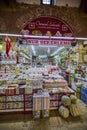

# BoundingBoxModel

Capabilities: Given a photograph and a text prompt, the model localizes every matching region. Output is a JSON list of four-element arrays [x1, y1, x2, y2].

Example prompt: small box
[[16, 87, 19, 94], [5, 88, 9, 95], [8, 88, 16, 95], [25, 87, 32, 94]]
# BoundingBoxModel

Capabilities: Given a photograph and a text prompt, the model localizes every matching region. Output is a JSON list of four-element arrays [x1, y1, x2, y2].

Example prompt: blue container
[[81, 93, 87, 104], [81, 86, 87, 94]]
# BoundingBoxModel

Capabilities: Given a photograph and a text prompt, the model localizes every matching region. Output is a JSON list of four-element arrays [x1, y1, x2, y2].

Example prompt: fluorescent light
[[39, 45, 57, 47], [39, 55, 47, 58], [47, 48, 50, 54], [0, 33, 87, 40], [31, 45, 36, 55], [50, 47, 64, 56], [54, 55, 59, 58], [0, 33, 49, 38], [0, 33, 22, 37]]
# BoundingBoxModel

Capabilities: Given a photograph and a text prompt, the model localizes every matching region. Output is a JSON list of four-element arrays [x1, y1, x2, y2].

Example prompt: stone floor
[[0, 101, 87, 130]]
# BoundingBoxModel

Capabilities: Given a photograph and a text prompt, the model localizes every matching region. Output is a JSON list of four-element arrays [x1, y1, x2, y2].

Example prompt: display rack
[[0, 89, 75, 113], [0, 62, 75, 114], [49, 91, 75, 110], [0, 94, 33, 113], [24, 94, 33, 112]]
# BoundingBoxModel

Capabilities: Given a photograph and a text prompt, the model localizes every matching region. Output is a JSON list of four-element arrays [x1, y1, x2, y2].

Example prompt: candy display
[[25, 94, 33, 102], [50, 100, 59, 107], [0, 103, 6, 109], [6, 102, 23, 109], [33, 92, 50, 118], [43, 78, 68, 88], [25, 102, 33, 108], [0, 63, 76, 117], [0, 28, 86, 126], [7, 95, 23, 102], [0, 96, 5, 102]]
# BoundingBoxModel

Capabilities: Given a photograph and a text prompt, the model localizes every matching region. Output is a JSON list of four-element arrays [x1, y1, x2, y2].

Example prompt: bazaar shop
[[0, 16, 87, 118]]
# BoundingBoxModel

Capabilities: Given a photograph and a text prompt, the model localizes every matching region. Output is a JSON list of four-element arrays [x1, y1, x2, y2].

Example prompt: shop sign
[[18, 37, 74, 46], [26, 38, 72, 46], [23, 16, 74, 37], [20, 16, 75, 46]]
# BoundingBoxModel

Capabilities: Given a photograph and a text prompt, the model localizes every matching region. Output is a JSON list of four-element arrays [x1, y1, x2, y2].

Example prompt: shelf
[[50, 99, 60, 101], [0, 101, 6, 103], [50, 107, 58, 110], [6, 101, 24, 102], [49, 92, 60, 94], [0, 90, 75, 113], [25, 94, 33, 95], [61, 92, 75, 94], [25, 108, 32, 111], [49, 92, 75, 94], [25, 100, 32, 102], [50, 106, 58, 108], [0, 94, 24, 96], [0, 109, 24, 112], [6, 107, 24, 109]]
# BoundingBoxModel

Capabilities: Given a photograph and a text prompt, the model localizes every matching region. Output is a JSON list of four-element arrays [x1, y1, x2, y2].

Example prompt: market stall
[[0, 31, 87, 119]]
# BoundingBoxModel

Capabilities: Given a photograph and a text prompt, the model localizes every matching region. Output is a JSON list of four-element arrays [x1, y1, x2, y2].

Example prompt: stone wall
[[16, 0, 81, 7], [56, 0, 81, 7], [0, 4, 87, 37], [16, 0, 40, 5]]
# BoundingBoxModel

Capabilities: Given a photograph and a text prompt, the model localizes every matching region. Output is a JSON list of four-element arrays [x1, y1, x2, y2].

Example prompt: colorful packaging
[[0, 86, 6, 94], [33, 94, 42, 110], [16, 87, 19, 94], [19, 85, 25, 94], [25, 86, 33, 94], [33, 94, 42, 118], [8, 88, 16, 95], [42, 92, 50, 118]]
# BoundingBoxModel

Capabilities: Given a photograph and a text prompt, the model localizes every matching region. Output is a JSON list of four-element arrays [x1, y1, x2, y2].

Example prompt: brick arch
[[16, 12, 35, 30], [14, 5, 83, 36]]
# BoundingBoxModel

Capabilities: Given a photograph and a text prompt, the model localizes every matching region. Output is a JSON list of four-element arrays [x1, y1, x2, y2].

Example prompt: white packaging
[[42, 92, 50, 117], [33, 94, 42, 111]]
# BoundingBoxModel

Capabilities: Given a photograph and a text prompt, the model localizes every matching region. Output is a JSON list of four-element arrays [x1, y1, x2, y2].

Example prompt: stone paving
[[0, 101, 87, 130]]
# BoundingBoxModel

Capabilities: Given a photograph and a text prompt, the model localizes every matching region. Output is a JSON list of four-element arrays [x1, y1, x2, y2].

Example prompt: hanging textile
[[5, 36, 11, 56]]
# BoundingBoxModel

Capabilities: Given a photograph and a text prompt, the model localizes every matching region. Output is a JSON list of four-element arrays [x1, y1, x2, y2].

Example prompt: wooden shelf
[[25, 108, 32, 111], [0, 109, 24, 112]]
